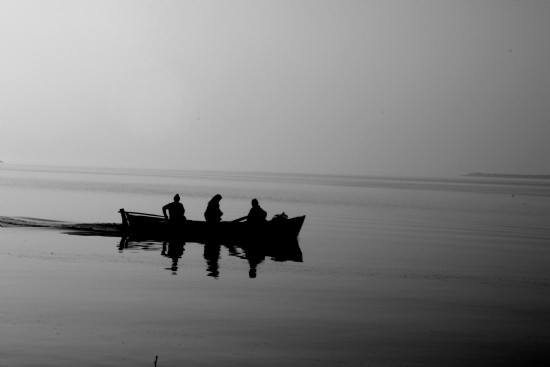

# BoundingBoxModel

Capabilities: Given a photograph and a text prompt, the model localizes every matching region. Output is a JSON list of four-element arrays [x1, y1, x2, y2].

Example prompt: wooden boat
[[118, 209, 305, 241]]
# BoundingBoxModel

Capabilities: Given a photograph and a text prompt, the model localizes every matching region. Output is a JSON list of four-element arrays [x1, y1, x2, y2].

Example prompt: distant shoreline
[[464, 173, 550, 179]]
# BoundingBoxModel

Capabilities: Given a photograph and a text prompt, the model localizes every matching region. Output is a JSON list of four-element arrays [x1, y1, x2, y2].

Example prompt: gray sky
[[1, 1, 549, 177]]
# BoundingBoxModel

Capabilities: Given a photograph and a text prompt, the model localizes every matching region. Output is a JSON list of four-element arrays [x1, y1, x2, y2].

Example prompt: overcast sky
[[1, 1, 549, 177]]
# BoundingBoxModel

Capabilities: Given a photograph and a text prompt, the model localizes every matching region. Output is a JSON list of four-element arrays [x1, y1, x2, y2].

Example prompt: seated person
[[162, 194, 186, 221], [204, 194, 223, 222], [247, 199, 267, 223]]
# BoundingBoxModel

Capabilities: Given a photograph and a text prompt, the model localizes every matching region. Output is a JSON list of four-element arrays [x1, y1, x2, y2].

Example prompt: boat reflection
[[118, 236, 303, 278]]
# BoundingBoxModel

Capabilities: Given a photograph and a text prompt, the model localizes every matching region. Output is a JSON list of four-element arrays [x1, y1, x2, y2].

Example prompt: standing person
[[162, 194, 186, 221], [247, 199, 267, 223], [204, 194, 223, 222]]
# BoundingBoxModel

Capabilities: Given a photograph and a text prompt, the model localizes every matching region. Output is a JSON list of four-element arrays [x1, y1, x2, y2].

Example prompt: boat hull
[[119, 209, 305, 241]]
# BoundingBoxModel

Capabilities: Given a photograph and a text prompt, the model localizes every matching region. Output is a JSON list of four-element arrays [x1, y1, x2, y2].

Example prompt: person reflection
[[161, 239, 185, 275], [203, 242, 221, 279], [242, 243, 265, 278]]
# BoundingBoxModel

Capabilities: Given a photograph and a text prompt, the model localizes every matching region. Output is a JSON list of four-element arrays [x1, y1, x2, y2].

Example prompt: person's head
[[251, 198, 258, 207], [211, 194, 222, 203], [174, 194, 180, 202]]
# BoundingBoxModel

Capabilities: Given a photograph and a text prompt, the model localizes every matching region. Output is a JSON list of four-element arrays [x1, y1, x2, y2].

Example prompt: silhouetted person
[[163, 194, 185, 221], [247, 199, 267, 223], [204, 194, 223, 222]]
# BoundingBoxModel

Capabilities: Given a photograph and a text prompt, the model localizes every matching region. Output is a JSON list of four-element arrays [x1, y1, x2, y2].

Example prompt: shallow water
[[1, 165, 550, 366]]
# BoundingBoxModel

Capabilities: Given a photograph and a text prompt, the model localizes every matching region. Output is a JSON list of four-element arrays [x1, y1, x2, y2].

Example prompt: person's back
[[204, 194, 223, 222], [247, 199, 267, 223], [163, 194, 186, 221]]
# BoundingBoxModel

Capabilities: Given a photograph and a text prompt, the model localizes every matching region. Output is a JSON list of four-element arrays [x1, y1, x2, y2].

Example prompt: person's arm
[[245, 209, 251, 222], [162, 204, 169, 220]]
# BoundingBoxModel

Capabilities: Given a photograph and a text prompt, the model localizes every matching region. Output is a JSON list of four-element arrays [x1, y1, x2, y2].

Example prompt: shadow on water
[[117, 235, 303, 278]]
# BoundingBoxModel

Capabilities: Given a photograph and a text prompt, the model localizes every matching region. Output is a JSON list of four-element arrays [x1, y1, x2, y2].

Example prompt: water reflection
[[161, 239, 185, 275], [118, 236, 303, 278], [241, 242, 266, 279], [203, 243, 220, 279]]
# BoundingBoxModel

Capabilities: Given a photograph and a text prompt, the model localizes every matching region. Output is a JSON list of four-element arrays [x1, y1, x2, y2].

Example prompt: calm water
[[1, 165, 550, 366]]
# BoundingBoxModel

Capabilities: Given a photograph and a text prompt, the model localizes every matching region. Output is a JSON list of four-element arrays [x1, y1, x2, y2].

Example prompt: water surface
[[1, 165, 549, 366]]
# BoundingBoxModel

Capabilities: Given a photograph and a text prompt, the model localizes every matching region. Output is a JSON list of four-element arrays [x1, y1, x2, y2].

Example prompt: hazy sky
[[1, 1, 549, 177]]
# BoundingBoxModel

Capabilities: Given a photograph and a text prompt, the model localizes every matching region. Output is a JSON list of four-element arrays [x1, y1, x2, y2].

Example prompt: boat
[[118, 209, 305, 241]]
